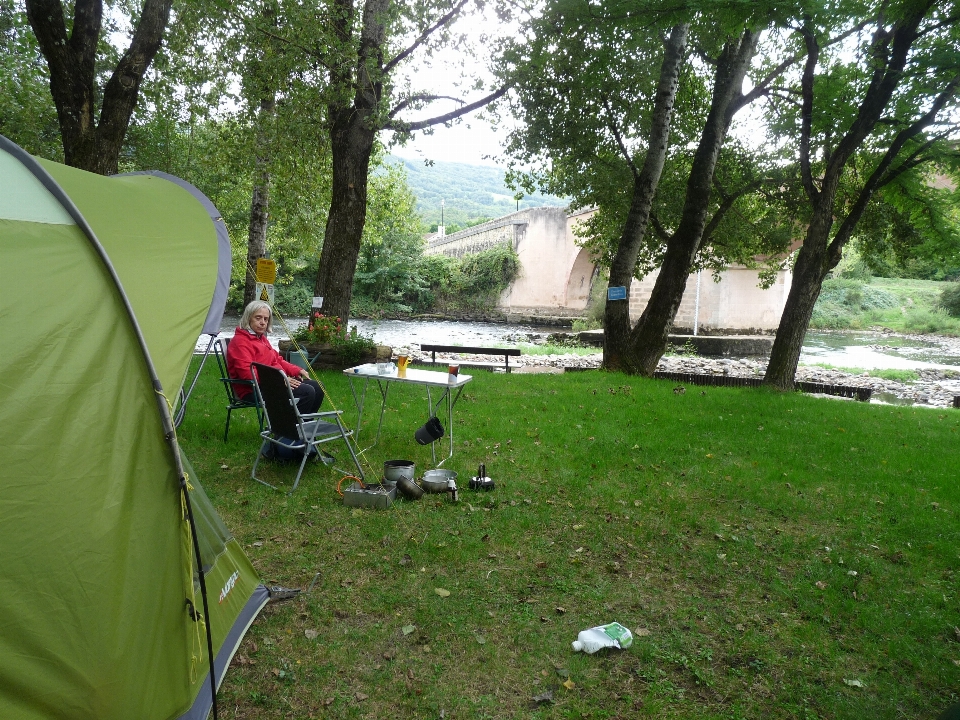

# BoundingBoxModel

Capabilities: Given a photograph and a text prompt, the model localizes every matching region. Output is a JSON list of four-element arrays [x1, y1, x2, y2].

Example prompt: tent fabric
[[0, 135, 265, 720], [117, 171, 232, 336]]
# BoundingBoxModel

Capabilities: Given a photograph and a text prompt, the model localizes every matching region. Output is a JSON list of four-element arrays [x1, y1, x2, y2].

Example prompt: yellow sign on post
[[255, 282, 275, 305], [256, 258, 276, 284]]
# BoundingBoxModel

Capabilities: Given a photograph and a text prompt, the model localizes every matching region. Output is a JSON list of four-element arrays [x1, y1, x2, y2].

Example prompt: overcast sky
[[389, 116, 507, 168]]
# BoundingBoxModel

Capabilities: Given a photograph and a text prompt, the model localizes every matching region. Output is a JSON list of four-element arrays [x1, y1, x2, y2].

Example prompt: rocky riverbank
[[406, 336, 960, 409]]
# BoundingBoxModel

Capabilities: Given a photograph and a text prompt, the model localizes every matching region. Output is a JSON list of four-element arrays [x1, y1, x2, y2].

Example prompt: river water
[[201, 317, 960, 372]]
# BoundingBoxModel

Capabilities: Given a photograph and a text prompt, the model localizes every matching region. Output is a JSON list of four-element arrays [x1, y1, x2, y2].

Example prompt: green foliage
[[853, 166, 960, 281], [353, 162, 430, 312], [0, 0, 61, 159], [290, 314, 376, 365], [937, 282, 960, 317], [808, 363, 920, 382], [354, 241, 521, 316], [457, 244, 520, 298], [331, 326, 377, 367], [810, 277, 960, 334], [571, 268, 607, 331], [292, 312, 343, 344], [811, 279, 900, 329], [497, 1, 798, 282]]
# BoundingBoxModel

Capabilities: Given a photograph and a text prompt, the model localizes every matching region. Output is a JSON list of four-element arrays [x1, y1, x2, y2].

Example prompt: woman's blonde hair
[[239, 300, 272, 332]]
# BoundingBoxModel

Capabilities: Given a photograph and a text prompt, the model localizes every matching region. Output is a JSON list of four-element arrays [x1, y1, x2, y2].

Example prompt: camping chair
[[214, 337, 264, 442], [249, 362, 365, 493]]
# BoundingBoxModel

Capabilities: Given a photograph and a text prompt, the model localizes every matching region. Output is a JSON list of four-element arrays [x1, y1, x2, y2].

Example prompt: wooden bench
[[419, 344, 522, 373]]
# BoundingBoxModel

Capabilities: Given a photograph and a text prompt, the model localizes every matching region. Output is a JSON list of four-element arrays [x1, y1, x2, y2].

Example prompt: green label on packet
[[602, 622, 632, 648]]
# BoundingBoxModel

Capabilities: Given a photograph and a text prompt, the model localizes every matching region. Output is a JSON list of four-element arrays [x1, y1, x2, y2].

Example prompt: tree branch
[[384, 84, 509, 132], [649, 213, 672, 242], [383, 0, 469, 75], [703, 178, 761, 241], [828, 71, 960, 262], [876, 133, 947, 189], [799, 16, 820, 204], [249, 21, 334, 72], [602, 97, 639, 179], [388, 93, 466, 119]]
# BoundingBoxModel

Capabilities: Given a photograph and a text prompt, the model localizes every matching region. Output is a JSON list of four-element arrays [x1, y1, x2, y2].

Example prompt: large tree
[[311, 0, 508, 323], [25, 0, 174, 174], [763, 0, 960, 389], [500, 1, 796, 375], [617, 26, 761, 374]]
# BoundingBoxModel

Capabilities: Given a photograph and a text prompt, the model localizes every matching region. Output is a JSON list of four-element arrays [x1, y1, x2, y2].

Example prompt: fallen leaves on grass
[[563, 679, 575, 690], [401, 625, 416, 636], [532, 690, 554, 705], [816, 581, 828, 590], [843, 679, 864, 688], [304, 629, 318, 640], [435, 588, 451, 598]]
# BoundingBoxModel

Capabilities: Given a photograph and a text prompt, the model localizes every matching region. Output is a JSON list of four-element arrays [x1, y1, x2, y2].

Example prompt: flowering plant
[[293, 312, 344, 344]]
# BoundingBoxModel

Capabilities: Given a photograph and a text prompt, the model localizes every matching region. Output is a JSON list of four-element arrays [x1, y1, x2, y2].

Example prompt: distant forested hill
[[386, 155, 567, 230]]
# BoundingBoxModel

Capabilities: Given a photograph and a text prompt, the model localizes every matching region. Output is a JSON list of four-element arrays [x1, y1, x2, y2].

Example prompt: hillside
[[387, 155, 567, 228]]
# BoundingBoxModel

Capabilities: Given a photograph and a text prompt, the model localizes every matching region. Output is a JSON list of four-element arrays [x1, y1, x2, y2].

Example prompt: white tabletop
[[344, 364, 473, 388]]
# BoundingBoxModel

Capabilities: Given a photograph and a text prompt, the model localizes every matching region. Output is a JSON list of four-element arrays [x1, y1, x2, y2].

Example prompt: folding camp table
[[343, 365, 472, 466]]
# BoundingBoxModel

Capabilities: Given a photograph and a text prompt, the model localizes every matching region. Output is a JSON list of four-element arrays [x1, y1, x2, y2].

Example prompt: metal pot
[[396, 474, 423, 500], [383, 460, 415, 483], [421, 469, 457, 493]]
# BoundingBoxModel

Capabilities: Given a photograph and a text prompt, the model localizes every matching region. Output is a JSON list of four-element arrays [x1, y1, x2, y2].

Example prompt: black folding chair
[[250, 362, 365, 493], [214, 337, 264, 442]]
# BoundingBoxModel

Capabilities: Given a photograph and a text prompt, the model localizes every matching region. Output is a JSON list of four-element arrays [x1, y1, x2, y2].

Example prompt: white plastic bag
[[571, 622, 633, 653]]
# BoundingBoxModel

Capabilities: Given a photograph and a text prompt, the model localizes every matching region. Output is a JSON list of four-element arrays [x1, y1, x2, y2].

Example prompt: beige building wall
[[628, 265, 792, 333]]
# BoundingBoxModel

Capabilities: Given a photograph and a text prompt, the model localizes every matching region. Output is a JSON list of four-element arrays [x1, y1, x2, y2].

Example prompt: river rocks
[[405, 343, 960, 409]]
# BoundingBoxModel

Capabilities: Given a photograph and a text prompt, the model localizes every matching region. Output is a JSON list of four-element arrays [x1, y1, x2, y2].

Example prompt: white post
[[693, 269, 702, 336]]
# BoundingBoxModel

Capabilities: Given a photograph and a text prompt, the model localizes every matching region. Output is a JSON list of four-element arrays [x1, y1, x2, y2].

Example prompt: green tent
[[0, 136, 267, 719]]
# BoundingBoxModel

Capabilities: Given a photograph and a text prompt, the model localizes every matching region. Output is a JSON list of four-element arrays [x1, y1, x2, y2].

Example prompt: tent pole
[[182, 480, 220, 720]]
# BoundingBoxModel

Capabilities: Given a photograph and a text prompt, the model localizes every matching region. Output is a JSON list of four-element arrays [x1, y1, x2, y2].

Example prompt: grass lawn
[[177, 359, 960, 719]]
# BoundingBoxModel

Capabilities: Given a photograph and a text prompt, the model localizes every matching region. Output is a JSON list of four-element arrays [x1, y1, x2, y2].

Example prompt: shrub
[[937, 282, 960, 317]]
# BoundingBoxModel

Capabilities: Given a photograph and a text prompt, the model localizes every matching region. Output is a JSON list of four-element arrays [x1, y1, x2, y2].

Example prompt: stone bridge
[[425, 206, 791, 332]]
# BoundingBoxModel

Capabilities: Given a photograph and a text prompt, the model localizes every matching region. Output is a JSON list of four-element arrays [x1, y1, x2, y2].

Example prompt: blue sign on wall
[[607, 286, 627, 301]]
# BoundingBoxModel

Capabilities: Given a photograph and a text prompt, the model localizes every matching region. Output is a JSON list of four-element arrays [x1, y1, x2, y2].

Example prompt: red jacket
[[227, 328, 302, 400]]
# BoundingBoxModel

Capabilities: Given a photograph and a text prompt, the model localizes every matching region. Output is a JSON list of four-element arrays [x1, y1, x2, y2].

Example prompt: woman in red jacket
[[227, 300, 324, 414]]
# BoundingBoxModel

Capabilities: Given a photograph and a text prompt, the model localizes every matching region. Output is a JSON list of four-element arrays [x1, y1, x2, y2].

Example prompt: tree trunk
[[244, 95, 276, 307], [26, 0, 173, 175], [312, 0, 387, 325], [763, 8, 930, 389], [627, 30, 759, 375], [313, 105, 378, 323], [762, 217, 833, 389], [603, 23, 688, 373], [313, 107, 376, 327]]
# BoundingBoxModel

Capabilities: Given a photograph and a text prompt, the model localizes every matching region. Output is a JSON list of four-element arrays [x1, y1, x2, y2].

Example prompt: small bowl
[[396, 475, 423, 500], [421, 469, 457, 493], [383, 460, 415, 483]]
